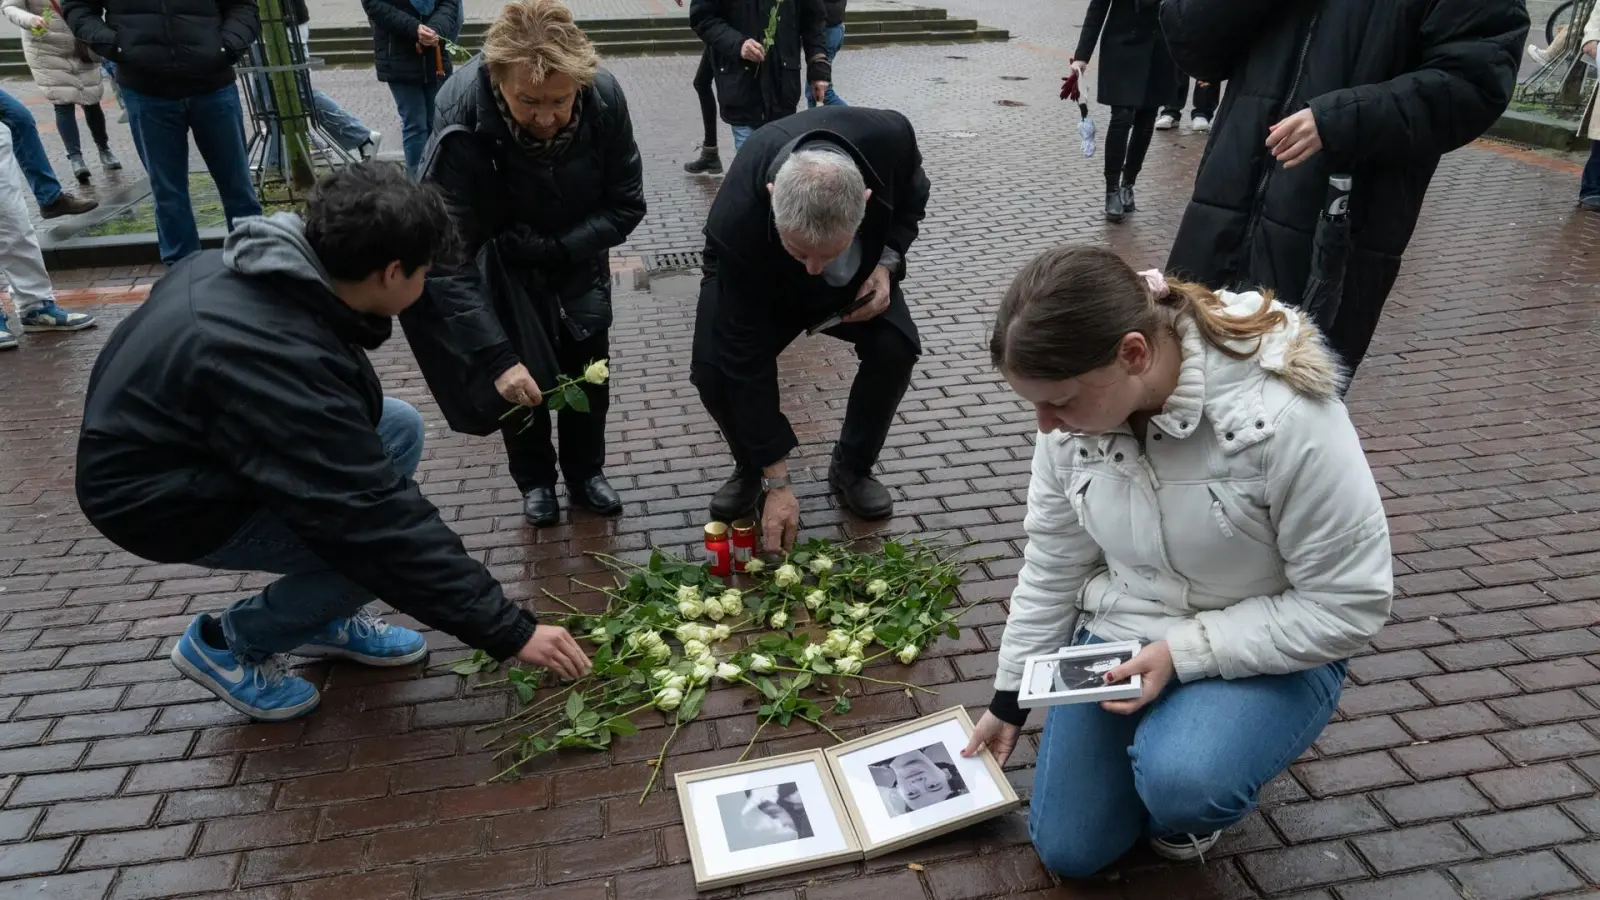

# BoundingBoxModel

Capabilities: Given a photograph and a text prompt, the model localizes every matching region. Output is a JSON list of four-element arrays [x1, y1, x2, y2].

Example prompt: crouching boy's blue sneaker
[[170, 616, 320, 721], [295, 607, 428, 667]]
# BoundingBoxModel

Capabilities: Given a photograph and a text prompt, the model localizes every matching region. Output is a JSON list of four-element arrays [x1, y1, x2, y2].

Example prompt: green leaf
[[758, 704, 774, 717], [576, 710, 601, 731], [778, 710, 793, 727], [565, 384, 590, 413], [946, 623, 960, 639], [833, 695, 852, 714], [513, 681, 535, 705], [565, 691, 585, 722], [606, 716, 639, 737], [792, 672, 813, 692], [679, 686, 708, 722], [532, 737, 552, 753], [811, 661, 834, 675], [547, 390, 567, 412], [885, 542, 904, 560], [758, 677, 779, 700], [449, 649, 492, 675]]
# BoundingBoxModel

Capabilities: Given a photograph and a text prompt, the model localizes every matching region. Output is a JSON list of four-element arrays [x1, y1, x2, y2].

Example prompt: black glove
[[988, 689, 1030, 728], [499, 224, 568, 267]]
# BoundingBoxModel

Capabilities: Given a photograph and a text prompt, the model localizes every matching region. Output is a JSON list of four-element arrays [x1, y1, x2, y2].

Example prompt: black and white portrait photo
[[867, 743, 970, 818], [1049, 651, 1126, 693], [717, 782, 816, 852]]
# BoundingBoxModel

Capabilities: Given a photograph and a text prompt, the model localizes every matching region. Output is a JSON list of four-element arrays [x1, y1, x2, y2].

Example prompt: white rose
[[675, 584, 701, 604], [647, 642, 671, 663], [743, 558, 766, 574], [809, 555, 834, 574], [770, 610, 790, 629], [654, 687, 683, 710], [674, 623, 700, 644], [682, 639, 708, 659], [835, 656, 862, 675], [896, 645, 918, 665], [866, 579, 890, 599], [802, 644, 826, 664], [663, 674, 688, 692], [689, 662, 715, 685], [719, 590, 743, 612], [847, 640, 864, 658], [703, 600, 725, 621], [749, 653, 776, 673], [857, 626, 875, 644], [849, 604, 871, 620], [677, 598, 703, 619], [588, 626, 608, 643], [805, 590, 826, 609], [774, 564, 801, 588], [651, 667, 676, 683], [584, 359, 610, 385], [710, 624, 732, 643], [716, 662, 743, 682]]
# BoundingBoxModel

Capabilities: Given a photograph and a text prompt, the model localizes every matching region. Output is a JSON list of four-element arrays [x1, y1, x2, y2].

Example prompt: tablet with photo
[[1018, 641, 1145, 709]]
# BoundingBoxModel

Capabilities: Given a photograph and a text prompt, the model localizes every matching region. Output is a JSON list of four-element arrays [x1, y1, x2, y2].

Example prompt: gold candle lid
[[730, 519, 756, 534], [704, 521, 730, 539]]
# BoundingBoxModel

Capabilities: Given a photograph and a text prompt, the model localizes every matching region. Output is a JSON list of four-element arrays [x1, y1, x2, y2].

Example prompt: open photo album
[[674, 707, 1020, 890]]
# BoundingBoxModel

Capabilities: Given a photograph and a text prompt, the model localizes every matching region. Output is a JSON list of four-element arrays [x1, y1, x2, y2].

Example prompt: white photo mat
[[1018, 641, 1144, 709]]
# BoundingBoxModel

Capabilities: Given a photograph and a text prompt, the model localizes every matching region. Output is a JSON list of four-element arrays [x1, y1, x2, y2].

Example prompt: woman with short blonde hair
[[424, 0, 645, 528]]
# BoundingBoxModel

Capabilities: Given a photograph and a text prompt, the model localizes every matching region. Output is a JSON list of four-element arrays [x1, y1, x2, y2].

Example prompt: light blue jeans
[[196, 398, 425, 662], [807, 23, 848, 108], [1030, 632, 1346, 879], [388, 81, 441, 176], [732, 124, 754, 151]]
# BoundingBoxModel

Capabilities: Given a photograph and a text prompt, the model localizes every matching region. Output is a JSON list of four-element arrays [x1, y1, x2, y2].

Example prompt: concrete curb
[[1487, 108, 1588, 152]]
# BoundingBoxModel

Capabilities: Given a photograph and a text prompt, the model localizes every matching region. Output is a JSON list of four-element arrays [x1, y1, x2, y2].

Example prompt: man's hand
[[741, 38, 766, 62], [516, 625, 592, 680], [961, 711, 1021, 767], [1267, 108, 1322, 168], [495, 364, 543, 407], [1098, 640, 1176, 715], [19, 12, 45, 29], [417, 24, 439, 46], [812, 81, 829, 103], [842, 265, 891, 324], [761, 487, 799, 554]]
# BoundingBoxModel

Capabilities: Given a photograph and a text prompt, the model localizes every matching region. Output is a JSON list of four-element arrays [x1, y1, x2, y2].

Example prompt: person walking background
[[2, 0, 122, 183], [362, 0, 460, 176], [1069, 0, 1182, 223], [1159, 0, 1527, 383], [808, 0, 847, 108], [0, 124, 99, 347], [1577, 4, 1598, 211], [1155, 77, 1215, 132], [64, 0, 263, 266], [0, 87, 97, 217], [689, 0, 832, 152], [425, 0, 645, 526]]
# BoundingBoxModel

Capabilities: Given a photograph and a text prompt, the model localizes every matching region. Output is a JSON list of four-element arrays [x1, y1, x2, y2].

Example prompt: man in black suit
[[690, 105, 930, 552]]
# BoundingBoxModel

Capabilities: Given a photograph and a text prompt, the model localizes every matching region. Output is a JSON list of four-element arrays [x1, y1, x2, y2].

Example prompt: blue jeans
[[1029, 632, 1346, 879], [196, 398, 426, 663], [388, 81, 440, 176], [0, 88, 64, 207], [122, 83, 262, 266], [732, 125, 754, 151], [807, 23, 848, 108], [1582, 140, 1600, 202]]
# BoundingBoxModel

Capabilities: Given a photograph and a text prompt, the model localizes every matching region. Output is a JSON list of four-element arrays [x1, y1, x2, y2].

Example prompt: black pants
[[53, 102, 109, 157], [692, 316, 918, 475], [500, 328, 610, 492], [1105, 106, 1158, 191], [1162, 80, 1219, 119], [694, 48, 718, 148]]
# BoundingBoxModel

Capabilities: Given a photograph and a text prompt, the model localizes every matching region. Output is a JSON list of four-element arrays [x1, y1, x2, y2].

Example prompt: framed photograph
[[675, 749, 861, 890], [823, 707, 1020, 858], [1018, 641, 1144, 709]]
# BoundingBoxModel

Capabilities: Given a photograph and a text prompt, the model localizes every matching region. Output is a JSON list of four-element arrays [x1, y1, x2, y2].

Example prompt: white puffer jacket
[[993, 291, 1393, 693], [2, 0, 104, 106]]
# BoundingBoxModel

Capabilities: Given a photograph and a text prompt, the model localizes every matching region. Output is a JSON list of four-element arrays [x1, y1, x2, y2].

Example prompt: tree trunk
[[259, 0, 315, 190]]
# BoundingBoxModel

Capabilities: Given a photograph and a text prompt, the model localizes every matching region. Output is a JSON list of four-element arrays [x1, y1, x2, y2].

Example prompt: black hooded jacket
[[75, 214, 537, 662], [1160, 0, 1527, 373], [690, 0, 832, 128], [63, 0, 258, 98]]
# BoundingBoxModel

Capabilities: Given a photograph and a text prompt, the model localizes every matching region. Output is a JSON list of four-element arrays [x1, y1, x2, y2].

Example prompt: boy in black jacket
[[76, 163, 584, 722]]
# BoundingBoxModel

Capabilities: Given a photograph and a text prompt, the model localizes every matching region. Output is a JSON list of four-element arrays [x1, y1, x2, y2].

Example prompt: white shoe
[[360, 131, 382, 160], [1192, 115, 1211, 133], [1527, 44, 1550, 66], [1154, 113, 1178, 131], [1151, 831, 1223, 862]]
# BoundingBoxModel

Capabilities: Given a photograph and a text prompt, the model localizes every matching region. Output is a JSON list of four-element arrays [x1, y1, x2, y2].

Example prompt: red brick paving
[[5, 8, 1600, 900]]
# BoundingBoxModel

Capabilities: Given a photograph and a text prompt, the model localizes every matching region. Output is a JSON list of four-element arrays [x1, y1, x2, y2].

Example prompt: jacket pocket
[[1066, 470, 1094, 532], [1206, 484, 1276, 547]]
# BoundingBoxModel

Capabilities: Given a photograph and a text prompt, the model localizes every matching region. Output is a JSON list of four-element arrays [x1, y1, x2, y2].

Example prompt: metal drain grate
[[643, 250, 705, 273]]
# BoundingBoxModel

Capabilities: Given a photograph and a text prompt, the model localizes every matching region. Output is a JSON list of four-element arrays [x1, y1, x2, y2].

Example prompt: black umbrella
[[1301, 174, 1353, 336]]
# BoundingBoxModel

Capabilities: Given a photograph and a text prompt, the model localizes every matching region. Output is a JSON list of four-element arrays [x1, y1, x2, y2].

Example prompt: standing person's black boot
[[684, 144, 723, 175], [1120, 183, 1137, 213], [570, 474, 622, 516], [828, 459, 893, 520], [1105, 187, 1126, 222], [710, 465, 761, 520]]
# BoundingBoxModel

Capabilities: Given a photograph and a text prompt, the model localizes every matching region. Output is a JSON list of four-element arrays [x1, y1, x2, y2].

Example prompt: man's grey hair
[[771, 148, 868, 247]]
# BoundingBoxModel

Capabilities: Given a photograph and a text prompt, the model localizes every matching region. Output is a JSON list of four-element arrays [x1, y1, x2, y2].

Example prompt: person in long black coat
[[424, 0, 645, 527], [690, 0, 832, 152], [1159, 0, 1528, 383], [1071, 0, 1182, 222], [691, 105, 929, 553]]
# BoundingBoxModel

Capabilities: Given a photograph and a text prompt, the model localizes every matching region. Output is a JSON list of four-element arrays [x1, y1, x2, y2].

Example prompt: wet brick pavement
[[5, 3, 1600, 898]]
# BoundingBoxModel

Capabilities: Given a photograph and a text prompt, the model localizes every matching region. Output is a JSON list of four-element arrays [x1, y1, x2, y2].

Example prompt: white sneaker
[[1151, 831, 1223, 862], [360, 131, 382, 160], [1527, 44, 1550, 66], [1155, 113, 1178, 131], [1192, 115, 1212, 133]]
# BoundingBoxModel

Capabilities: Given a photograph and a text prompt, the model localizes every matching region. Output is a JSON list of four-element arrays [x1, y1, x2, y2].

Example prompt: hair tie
[[1137, 268, 1170, 300]]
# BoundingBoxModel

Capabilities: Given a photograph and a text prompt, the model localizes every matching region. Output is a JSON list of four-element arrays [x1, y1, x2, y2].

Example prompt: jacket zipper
[[1238, 9, 1321, 260]]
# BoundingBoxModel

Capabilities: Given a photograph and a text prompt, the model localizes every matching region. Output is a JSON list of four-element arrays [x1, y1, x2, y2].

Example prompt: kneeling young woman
[[963, 246, 1393, 877]]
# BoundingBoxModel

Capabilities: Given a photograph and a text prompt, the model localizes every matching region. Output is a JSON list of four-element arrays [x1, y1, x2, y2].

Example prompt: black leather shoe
[[570, 474, 623, 516], [710, 466, 761, 521], [1105, 188, 1126, 223], [522, 486, 560, 526], [829, 463, 894, 520], [1120, 183, 1137, 213]]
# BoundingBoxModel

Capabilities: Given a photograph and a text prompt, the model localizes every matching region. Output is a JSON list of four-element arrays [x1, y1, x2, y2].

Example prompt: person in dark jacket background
[[1160, 0, 1528, 383], [1070, 0, 1183, 223], [691, 105, 929, 551], [690, 0, 831, 152], [64, 0, 262, 266], [808, 0, 848, 108], [426, 0, 645, 527], [362, 0, 460, 175], [75, 162, 584, 723]]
